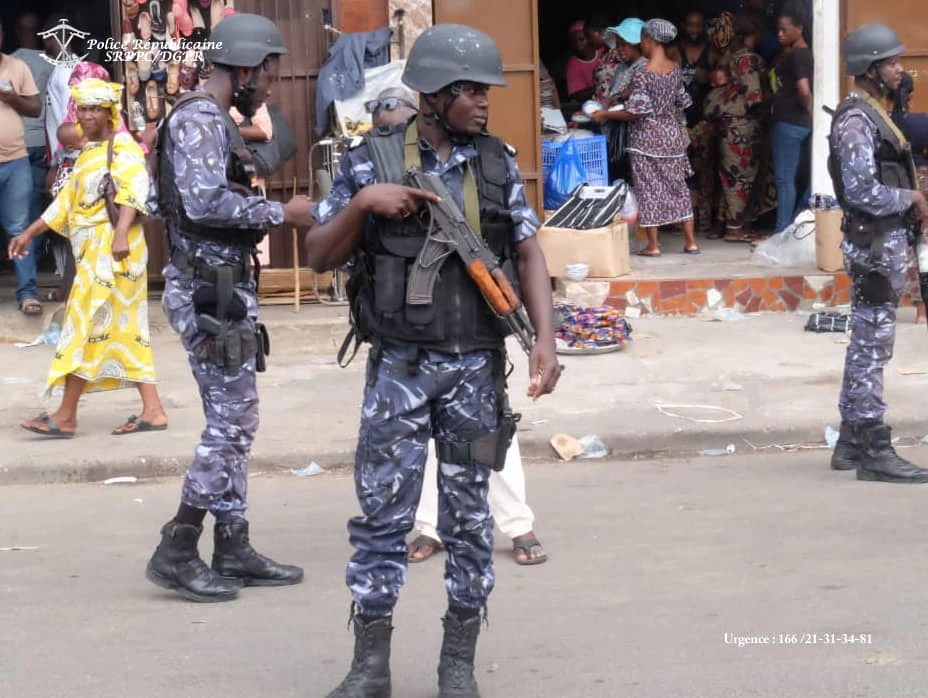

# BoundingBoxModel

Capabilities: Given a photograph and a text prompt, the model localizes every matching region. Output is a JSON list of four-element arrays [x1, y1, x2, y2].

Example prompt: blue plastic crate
[[542, 135, 609, 188]]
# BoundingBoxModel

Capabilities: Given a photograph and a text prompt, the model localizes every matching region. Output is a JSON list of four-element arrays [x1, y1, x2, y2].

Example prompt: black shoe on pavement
[[830, 421, 860, 471], [212, 518, 304, 586], [326, 615, 393, 698], [146, 519, 242, 603], [438, 612, 482, 698], [857, 425, 928, 483]]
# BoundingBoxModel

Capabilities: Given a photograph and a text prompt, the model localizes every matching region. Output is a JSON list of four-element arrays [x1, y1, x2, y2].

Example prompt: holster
[[435, 351, 520, 472], [193, 266, 258, 372], [850, 262, 897, 305]]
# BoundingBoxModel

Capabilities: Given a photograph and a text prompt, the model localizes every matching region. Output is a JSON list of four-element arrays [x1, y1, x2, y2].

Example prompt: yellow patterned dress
[[40, 131, 154, 397]]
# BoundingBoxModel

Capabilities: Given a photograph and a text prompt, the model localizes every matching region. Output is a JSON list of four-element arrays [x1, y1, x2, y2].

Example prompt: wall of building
[[388, 0, 432, 56]]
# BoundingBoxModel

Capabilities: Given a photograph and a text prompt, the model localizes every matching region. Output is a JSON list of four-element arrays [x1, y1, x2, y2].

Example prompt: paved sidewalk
[[3, 302, 928, 485]]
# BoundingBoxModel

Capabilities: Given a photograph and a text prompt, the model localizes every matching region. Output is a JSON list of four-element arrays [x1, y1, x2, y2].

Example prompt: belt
[[171, 248, 251, 285]]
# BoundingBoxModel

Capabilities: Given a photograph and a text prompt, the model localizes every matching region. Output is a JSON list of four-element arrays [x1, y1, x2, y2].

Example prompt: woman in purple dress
[[592, 18, 699, 256]]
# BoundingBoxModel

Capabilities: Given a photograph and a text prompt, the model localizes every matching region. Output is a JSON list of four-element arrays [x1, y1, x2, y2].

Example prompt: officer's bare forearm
[[304, 195, 369, 271], [516, 238, 556, 344]]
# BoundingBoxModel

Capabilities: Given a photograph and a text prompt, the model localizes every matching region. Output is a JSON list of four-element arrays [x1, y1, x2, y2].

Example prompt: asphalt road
[[3, 451, 928, 698]]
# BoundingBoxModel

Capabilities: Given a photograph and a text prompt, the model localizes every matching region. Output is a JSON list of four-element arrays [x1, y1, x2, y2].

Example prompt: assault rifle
[[404, 166, 536, 355]]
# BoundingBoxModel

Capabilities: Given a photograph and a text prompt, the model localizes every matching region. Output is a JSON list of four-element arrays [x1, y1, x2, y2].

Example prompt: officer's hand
[[283, 195, 315, 227], [360, 184, 441, 221], [527, 341, 561, 401], [913, 190, 928, 223]]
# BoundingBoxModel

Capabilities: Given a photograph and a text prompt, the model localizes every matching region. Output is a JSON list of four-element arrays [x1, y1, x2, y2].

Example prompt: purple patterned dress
[[626, 66, 695, 227]]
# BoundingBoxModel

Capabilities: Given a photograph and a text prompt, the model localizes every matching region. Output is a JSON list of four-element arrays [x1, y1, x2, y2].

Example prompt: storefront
[[4, 0, 926, 275]]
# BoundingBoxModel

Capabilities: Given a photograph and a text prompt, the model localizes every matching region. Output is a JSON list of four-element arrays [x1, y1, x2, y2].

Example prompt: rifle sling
[[404, 121, 483, 238]]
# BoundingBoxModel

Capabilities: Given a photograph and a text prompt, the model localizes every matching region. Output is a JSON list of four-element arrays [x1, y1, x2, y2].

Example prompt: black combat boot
[[211, 518, 304, 586], [857, 424, 928, 483], [830, 421, 861, 471], [326, 616, 393, 698], [437, 612, 482, 698], [146, 519, 242, 603]]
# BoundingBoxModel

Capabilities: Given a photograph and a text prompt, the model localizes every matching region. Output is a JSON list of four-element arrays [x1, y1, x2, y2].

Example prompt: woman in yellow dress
[[8, 78, 168, 438]]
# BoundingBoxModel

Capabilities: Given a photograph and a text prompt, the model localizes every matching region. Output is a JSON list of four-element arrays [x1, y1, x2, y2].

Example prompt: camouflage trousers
[[839, 231, 909, 424], [162, 267, 259, 522], [346, 342, 499, 618]]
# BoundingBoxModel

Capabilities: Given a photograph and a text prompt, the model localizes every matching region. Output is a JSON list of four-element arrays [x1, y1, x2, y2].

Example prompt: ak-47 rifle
[[902, 143, 928, 331], [404, 166, 536, 355]]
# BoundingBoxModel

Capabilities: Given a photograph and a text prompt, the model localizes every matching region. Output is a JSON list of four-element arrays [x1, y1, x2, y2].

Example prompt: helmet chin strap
[[422, 88, 474, 145], [231, 69, 260, 118]]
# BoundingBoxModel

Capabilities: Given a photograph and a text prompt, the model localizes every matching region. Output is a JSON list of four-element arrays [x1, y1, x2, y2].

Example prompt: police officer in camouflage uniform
[[306, 24, 562, 698], [828, 24, 928, 482], [145, 14, 314, 602]]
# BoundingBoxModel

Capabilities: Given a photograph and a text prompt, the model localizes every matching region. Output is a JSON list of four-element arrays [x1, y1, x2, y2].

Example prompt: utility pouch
[[255, 322, 270, 373], [195, 314, 255, 371]]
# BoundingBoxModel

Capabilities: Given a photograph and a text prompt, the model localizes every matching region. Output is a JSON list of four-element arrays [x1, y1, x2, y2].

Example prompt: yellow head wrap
[[70, 78, 124, 132]]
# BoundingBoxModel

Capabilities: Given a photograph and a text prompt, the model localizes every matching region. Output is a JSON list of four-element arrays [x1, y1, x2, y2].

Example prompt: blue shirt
[[831, 93, 914, 220], [165, 97, 285, 266]]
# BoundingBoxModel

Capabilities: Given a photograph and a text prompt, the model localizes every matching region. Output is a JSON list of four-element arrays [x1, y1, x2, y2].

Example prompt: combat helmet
[[204, 13, 288, 68], [843, 24, 904, 76], [402, 24, 506, 94]]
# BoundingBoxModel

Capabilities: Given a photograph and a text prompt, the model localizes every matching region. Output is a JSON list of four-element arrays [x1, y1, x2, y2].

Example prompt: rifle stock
[[404, 166, 536, 355]]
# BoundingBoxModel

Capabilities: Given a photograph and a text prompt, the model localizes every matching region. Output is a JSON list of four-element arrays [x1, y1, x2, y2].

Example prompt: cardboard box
[[815, 209, 844, 272], [537, 220, 630, 278]]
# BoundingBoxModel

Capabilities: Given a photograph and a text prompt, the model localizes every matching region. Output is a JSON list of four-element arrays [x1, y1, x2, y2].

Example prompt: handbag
[[244, 103, 298, 178], [100, 134, 120, 227], [606, 121, 628, 167]]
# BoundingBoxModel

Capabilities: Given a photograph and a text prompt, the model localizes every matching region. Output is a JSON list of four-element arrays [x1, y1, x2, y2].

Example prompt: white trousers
[[414, 434, 535, 541]]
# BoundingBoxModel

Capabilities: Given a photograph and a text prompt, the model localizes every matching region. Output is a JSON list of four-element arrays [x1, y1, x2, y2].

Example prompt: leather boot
[[326, 616, 393, 698], [146, 519, 242, 603], [211, 518, 304, 586], [857, 424, 928, 483], [437, 612, 482, 698], [830, 421, 860, 471]]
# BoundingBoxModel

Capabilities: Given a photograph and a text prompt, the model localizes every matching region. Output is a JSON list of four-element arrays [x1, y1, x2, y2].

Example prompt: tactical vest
[[350, 122, 519, 354], [827, 93, 916, 244], [158, 93, 266, 249]]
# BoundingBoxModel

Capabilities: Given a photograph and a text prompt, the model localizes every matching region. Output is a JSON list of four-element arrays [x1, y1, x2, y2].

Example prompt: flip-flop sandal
[[407, 534, 443, 563], [636, 249, 662, 258], [19, 298, 42, 316], [112, 415, 169, 435], [512, 534, 548, 566], [683, 247, 701, 255], [21, 414, 75, 439]]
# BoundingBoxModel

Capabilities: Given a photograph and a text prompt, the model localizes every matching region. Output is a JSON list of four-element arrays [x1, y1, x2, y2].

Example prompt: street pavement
[[3, 453, 928, 697], [5, 306, 928, 484]]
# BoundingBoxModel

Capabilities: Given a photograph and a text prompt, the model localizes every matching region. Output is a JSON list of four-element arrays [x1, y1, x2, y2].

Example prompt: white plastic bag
[[752, 210, 817, 267]]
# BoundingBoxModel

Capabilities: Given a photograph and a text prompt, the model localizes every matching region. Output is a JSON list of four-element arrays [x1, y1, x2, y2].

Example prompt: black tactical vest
[[158, 93, 266, 249], [350, 124, 519, 354], [828, 94, 916, 242]]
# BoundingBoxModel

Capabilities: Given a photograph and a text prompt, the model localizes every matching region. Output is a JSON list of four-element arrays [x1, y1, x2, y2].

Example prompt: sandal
[[705, 231, 725, 240], [683, 247, 701, 255], [512, 533, 548, 566], [112, 414, 169, 435], [408, 534, 443, 563], [636, 249, 662, 258], [21, 414, 75, 439], [19, 298, 42, 316]]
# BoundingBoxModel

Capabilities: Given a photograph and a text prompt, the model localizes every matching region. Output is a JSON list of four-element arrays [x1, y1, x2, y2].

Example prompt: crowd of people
[[544, 1, 818, 254]]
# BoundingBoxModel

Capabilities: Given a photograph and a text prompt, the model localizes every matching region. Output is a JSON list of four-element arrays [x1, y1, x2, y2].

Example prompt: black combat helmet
[[402, 24, 507, 94], [204, 13, 288, 68], [843, 24, 904, 76]]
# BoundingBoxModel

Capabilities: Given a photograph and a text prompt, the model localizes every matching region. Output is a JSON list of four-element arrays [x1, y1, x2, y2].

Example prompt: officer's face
[[875, 56, 905, 92], [444, 82, 490, 135]]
